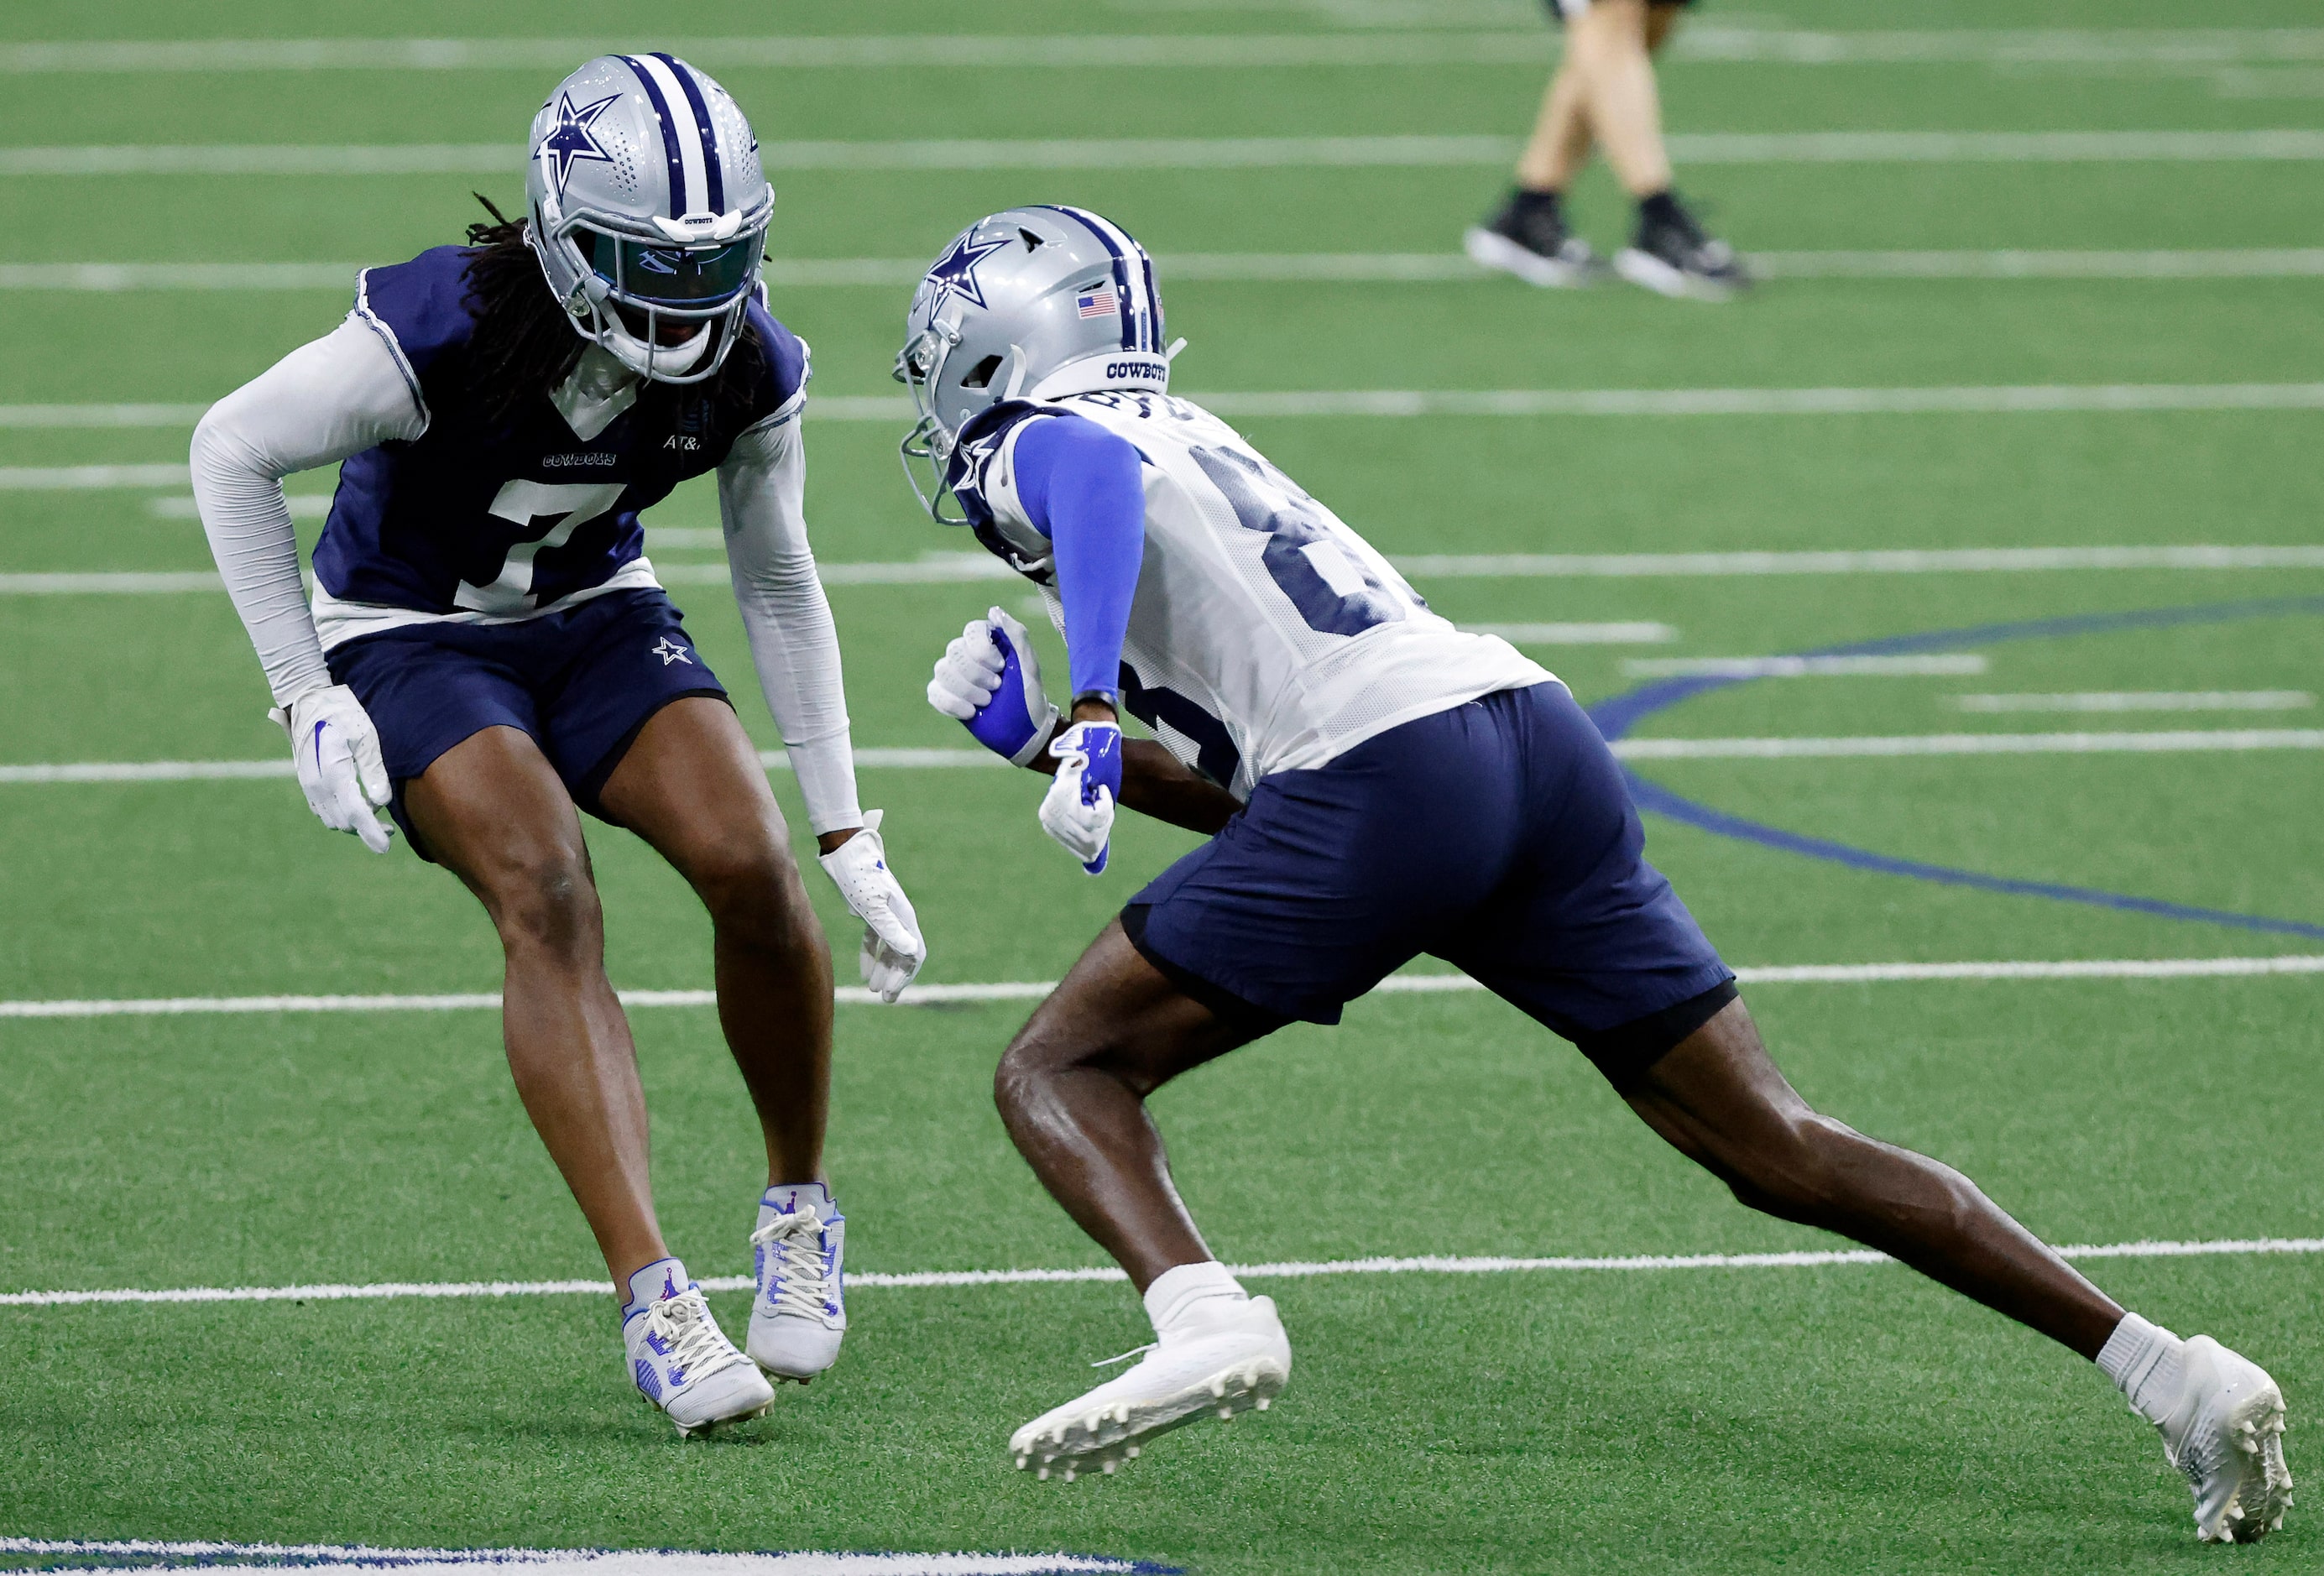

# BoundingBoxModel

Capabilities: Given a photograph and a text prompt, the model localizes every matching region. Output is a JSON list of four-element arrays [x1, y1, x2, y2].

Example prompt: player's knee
[[992, 1035, 1049, 1116], [486, 843, 602, 958], [992, 1024, 1089, 1118], [689, 839, 810, 951]]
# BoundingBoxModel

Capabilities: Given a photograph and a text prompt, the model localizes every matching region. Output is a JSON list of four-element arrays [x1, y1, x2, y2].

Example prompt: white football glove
[[1040, 720, 1123, 874], [817, 810, 926, 1003], [269, 684, 394, 854], [927, 606, 1060, 767]]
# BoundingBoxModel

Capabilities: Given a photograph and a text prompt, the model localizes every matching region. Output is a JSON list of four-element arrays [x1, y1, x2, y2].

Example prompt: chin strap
[[603, 319, 713, 380]]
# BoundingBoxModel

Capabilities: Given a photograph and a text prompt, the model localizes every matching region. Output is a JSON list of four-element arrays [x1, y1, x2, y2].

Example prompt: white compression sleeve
[[190, 316, 427, 704], [718, 415, 863, 837]]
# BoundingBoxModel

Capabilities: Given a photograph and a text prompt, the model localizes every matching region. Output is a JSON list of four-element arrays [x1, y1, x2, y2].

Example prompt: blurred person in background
[[1466, 0, 1748, 300]]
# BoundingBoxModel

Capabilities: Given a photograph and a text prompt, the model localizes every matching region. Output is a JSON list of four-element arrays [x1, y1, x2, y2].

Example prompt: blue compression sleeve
[[1015, 414, 1145, 704]]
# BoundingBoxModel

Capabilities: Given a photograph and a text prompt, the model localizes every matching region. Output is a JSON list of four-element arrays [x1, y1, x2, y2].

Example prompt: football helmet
[[894, 205, 1183, 521], [525, 53, 772, 384]]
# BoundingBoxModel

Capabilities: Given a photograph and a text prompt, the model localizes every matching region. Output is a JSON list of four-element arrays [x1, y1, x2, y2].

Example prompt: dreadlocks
[[456, 193, 765, 428]]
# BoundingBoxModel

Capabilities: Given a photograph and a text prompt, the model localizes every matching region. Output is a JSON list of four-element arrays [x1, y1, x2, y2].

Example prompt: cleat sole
[[2203, 1385, 2295, 1543], [671, 1396, 773, 1438], [1009, 1354, 1287, 1483]]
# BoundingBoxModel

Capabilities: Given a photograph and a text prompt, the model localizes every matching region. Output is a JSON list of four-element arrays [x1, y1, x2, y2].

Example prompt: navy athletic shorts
[[326, 587, 727, 861], [1122, 681, 1736, 1088]]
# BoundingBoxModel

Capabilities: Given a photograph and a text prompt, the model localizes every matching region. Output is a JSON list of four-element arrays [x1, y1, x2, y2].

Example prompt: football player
[[192, 55, 922, 1434], [901, 206, 2290, 1539], [1465, 0, 1748, 299]]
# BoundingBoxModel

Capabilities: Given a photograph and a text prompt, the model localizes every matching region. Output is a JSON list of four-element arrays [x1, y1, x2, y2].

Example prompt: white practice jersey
[[953, 389, 1552, 800]]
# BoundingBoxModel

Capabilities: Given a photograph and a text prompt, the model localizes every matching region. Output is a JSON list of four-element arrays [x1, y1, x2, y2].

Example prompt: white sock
[[621, 1256, 689, 1325], [1144, 1260, 1249, 1338], [759, 1181, 831, 1233], [2097, 1311, 2186, 1424]]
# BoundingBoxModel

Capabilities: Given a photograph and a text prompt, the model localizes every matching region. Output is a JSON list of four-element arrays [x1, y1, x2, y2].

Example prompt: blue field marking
[[1589, 597, 2324, 941]]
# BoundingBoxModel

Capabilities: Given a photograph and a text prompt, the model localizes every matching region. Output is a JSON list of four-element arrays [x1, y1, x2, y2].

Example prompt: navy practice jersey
[[313, 245, 805, 625]]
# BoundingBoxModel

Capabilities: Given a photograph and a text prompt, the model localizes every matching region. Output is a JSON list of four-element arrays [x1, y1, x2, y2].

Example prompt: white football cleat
[[1011, 1294, 1290, 1481], [2151, 1335, 2294, 1542], [747, 1195, 846, 1382], [625, 1285, 774, 1437]]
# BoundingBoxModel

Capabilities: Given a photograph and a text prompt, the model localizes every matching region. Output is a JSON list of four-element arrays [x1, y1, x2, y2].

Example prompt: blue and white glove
[[1041, 720, 1122, 875], [926, 607, 1060, 767], [269, 684, 395, 854]]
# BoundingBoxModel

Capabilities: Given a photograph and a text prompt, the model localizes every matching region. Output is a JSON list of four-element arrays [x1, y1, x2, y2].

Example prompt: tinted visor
[[582, 228, 762, 307]]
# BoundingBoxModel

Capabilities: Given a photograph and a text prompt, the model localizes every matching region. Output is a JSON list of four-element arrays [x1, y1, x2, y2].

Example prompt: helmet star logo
[[536, 90, 621, 200], [919, 229, 1011, 316]]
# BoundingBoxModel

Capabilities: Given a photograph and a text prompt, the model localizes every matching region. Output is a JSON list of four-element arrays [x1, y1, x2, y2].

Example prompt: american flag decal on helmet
[[1076, 288, 1118, 319]]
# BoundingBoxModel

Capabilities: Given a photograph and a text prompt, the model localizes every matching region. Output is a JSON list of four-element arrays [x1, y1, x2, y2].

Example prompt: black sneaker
[[1615, 192, 1750, 300], [1464, 190, 1601, 289]]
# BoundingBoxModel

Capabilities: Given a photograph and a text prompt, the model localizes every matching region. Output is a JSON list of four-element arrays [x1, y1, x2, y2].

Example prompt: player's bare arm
[[896, 203, 2292, 1537]]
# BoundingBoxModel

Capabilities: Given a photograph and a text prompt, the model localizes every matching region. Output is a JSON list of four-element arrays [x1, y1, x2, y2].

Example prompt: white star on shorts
[[650, 636, 692, 665]]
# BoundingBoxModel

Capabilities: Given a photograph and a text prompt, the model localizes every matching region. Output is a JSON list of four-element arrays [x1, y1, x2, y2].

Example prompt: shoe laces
[[751, 1208, 834, 1319], [641, 1287, 736, 1386]]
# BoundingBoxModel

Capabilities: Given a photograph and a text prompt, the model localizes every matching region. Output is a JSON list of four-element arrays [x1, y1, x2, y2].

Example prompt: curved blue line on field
[[1586, 596, 2324, 940]]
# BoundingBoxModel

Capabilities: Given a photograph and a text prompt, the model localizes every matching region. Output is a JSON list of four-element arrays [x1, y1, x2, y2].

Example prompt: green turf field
[[2, 1, 2321, 1571]]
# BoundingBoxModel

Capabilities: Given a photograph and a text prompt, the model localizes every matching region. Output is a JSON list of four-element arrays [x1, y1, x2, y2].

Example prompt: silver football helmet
[[895, 205, 1183, 522], [525, 53, 773, 384]]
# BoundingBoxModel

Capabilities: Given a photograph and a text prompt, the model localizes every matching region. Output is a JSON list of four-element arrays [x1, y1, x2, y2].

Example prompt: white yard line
[[0, 34, 1568, 72], [0, 462, 189, 488], [0, 1543, 1139, 1576], [0, 262, 358, 290], [1464, 622, 1678, 644], [5, 955, 2320, 1022], [1615, 728, 2324, 759], [1951, 691, 2314, 712], [10, 250, 2324, 290], [9, 131, 2324, 178], [6, 728, 2322, 785], [1391, 545, 2324, 577], [5, 386, 2321, 441], [3, 1234, 2318, 1309], [26, 543, 2324, 598], [1184, 384, 2324, 418], [1622, 655, 1988, 677], [0, 401, 208, 425], [6, 29, 2324, 71], [1669, 27, 2324, 65], [0, 572, 227, 594], [1751, 248, 2324, 279], [0, 749, 1000, 783]]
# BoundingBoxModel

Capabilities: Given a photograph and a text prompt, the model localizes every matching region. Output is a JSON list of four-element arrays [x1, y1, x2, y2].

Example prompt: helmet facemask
[[894, 317, 1026, 525], [532, 200, 766, 384]]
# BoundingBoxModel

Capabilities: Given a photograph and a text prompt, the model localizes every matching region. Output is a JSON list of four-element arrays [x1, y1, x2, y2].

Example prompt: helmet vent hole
[[1019, 228, 1044, 250], [960, 354, 1004, 390]]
